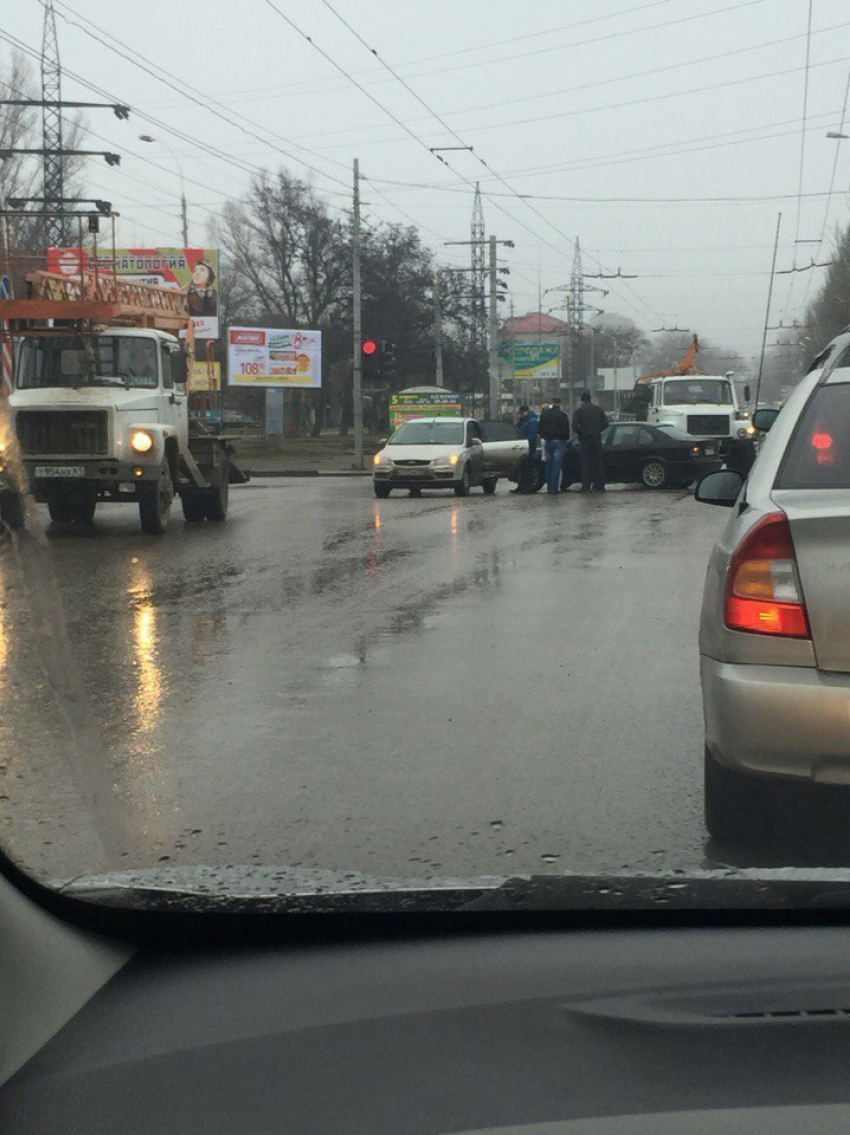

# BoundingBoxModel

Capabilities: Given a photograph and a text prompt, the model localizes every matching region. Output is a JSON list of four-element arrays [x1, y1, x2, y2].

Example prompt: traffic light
[[380, 340, 397, 385], [361, 338, 378, 358]]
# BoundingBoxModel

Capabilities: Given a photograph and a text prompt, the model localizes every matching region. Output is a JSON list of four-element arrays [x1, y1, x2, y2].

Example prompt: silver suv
[[695, 331, 850, 844]]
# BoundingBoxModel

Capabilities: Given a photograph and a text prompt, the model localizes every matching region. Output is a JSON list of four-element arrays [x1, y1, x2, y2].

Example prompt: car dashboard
[[5, 899, 850, 1133]]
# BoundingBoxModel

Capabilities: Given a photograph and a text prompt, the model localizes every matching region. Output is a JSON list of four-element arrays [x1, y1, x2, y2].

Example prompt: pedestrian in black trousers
[[571, 391, 609, 492]]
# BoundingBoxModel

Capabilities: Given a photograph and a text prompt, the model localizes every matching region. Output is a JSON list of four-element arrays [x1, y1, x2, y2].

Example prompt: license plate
[[703, 445, 716, 455], [34, 465, 85, 478], [402, 468, 428, 476]]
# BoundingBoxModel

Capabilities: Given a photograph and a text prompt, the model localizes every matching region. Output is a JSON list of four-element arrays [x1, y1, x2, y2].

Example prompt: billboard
[[47, 247, 220, 339], [498, 341, 561, 381], [227, 326, 321, 389], [389, 390, 461, 430]]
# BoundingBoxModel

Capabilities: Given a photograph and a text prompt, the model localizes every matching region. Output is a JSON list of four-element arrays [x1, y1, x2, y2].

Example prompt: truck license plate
[[704, 445, 716, 455], [34, 465, 85, 478]]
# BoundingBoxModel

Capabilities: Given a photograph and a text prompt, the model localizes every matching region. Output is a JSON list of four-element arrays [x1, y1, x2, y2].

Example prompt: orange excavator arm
[[636, 333, 701, 385]]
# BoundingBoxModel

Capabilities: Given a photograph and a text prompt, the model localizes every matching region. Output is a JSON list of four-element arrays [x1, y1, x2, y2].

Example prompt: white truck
[[640, 373, 756, 474], [0, 269, 244, 534]]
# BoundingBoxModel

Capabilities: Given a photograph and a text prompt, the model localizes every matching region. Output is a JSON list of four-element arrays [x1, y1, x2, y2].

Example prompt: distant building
[[497, 311, 569, 410]]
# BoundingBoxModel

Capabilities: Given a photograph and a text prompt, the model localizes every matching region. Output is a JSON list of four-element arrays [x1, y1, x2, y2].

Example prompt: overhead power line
[[294, 1, 662, 325], [45, 0, 352, 189]]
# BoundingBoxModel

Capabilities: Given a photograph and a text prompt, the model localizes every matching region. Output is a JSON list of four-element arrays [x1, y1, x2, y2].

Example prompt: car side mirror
[[744, 383, 751, 403], [379, 438, 388, 447], [470, 437, 483, 446], [695, 469, 744, 508], [752, 407, 779, 433]]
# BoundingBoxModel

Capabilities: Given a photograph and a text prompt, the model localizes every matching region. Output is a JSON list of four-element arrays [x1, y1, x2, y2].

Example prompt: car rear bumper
[[701, 655, 850, 784]]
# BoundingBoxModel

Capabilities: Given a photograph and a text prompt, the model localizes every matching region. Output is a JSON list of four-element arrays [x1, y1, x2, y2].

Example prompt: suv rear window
[[777, 383, 850, 489]]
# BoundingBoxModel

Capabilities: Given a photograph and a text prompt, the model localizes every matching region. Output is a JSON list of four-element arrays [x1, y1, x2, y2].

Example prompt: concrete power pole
[[488, 234, 499, 420], [352, 158, 363, 468], [433, 269, 444, 387]]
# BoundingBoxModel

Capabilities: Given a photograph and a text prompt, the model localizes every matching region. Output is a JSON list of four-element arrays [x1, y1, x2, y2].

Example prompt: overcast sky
[[4, 0, 850, 364]]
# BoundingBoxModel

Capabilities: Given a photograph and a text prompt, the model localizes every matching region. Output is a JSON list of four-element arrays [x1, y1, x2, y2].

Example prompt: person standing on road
[[514, 404, 539, 494], [572, 391, 609, 493], [537, 396, 571, 495]]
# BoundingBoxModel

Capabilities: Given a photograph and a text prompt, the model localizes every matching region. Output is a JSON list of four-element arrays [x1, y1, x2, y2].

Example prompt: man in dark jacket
[[537, 397, 571, 495], [514, 405, 539, 493], [572, 391, 609, 492]]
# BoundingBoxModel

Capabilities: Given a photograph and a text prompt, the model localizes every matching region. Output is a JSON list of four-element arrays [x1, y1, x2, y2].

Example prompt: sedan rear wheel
[[641, 458, 669, 489]]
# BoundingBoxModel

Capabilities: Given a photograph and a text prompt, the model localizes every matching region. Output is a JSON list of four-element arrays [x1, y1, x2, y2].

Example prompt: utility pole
[[352, 158, 363, 468], [433, 268, 444, 387], [470, 183, 486, 369], [488, 234, 499, 420], [41, 0, 64, 248], [755, 212, 783, 411]]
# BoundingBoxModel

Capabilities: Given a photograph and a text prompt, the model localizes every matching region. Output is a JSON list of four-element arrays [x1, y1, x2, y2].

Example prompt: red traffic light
[[362, 339, 378, 356]]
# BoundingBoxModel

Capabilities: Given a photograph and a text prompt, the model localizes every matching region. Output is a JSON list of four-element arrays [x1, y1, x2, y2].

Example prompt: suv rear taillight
[[724, 512, 810, 638]]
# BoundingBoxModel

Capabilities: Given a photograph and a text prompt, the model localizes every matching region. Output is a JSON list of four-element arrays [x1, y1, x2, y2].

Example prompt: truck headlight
[[737, 427, 750, 439], [130, 429, 154, 453]]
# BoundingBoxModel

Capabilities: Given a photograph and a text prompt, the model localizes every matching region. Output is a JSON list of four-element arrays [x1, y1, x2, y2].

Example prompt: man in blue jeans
[[537, 397, 571, 494]]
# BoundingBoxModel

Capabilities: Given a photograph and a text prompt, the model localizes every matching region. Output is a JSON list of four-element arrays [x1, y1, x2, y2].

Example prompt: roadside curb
[[244, 468, 372, 479]]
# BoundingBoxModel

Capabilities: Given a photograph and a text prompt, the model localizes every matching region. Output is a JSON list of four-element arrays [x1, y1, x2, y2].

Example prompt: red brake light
[[724, 512, 810, 639]]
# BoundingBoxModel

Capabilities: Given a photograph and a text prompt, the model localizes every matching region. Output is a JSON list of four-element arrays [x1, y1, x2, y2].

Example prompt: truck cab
[[8, 327, 231, 533], [644, 374, 755, 470]]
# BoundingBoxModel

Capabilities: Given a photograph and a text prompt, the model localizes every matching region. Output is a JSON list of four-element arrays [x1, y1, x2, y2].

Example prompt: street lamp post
[[138, 134, 189, 246]]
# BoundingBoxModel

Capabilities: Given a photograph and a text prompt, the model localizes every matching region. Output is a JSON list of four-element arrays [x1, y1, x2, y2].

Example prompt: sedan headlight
[[373, 451, 392, 467], [431, 453, 460, 468], [130, 429, 155, 454]]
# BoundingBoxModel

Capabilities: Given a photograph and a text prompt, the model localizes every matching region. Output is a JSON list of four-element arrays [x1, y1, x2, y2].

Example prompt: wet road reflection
[[0, 482, 732, 882]]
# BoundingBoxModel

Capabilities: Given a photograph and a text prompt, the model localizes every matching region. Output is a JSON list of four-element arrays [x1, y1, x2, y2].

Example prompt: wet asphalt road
[[0, 478, 731, 882]]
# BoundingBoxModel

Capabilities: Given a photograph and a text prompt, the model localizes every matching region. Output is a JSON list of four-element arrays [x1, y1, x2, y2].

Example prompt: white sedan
[[372, 417, 528, 498]]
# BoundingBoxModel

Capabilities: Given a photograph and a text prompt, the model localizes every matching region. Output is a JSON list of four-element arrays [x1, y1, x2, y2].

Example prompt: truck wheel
[[204, 456, 229, 521], [0, 491, 24, 531], [482, 477, 497, 495], [139, 460, 173, 535], [641, 459, 669, 489], [47, 497, 73, 523], [181, 490, 207, 523], [69, 493, 96, 524], [374, 483, 391, 498], [454, 466, 471, 497]]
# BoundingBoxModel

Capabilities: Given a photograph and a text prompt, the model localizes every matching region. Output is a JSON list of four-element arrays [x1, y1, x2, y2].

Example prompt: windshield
[[662, 379, 733, 406], [17, 336, 159, 390], [389, 421, 465, 445], [3, 1, 850, 924]]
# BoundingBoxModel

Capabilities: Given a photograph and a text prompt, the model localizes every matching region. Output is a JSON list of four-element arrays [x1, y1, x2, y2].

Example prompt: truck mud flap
[[228, 460, 250, 485]]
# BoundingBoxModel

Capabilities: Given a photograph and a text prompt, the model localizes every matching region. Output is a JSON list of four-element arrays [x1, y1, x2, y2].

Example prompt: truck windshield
[[663, 379, 732, 405], [17, 336, 159, 390]]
